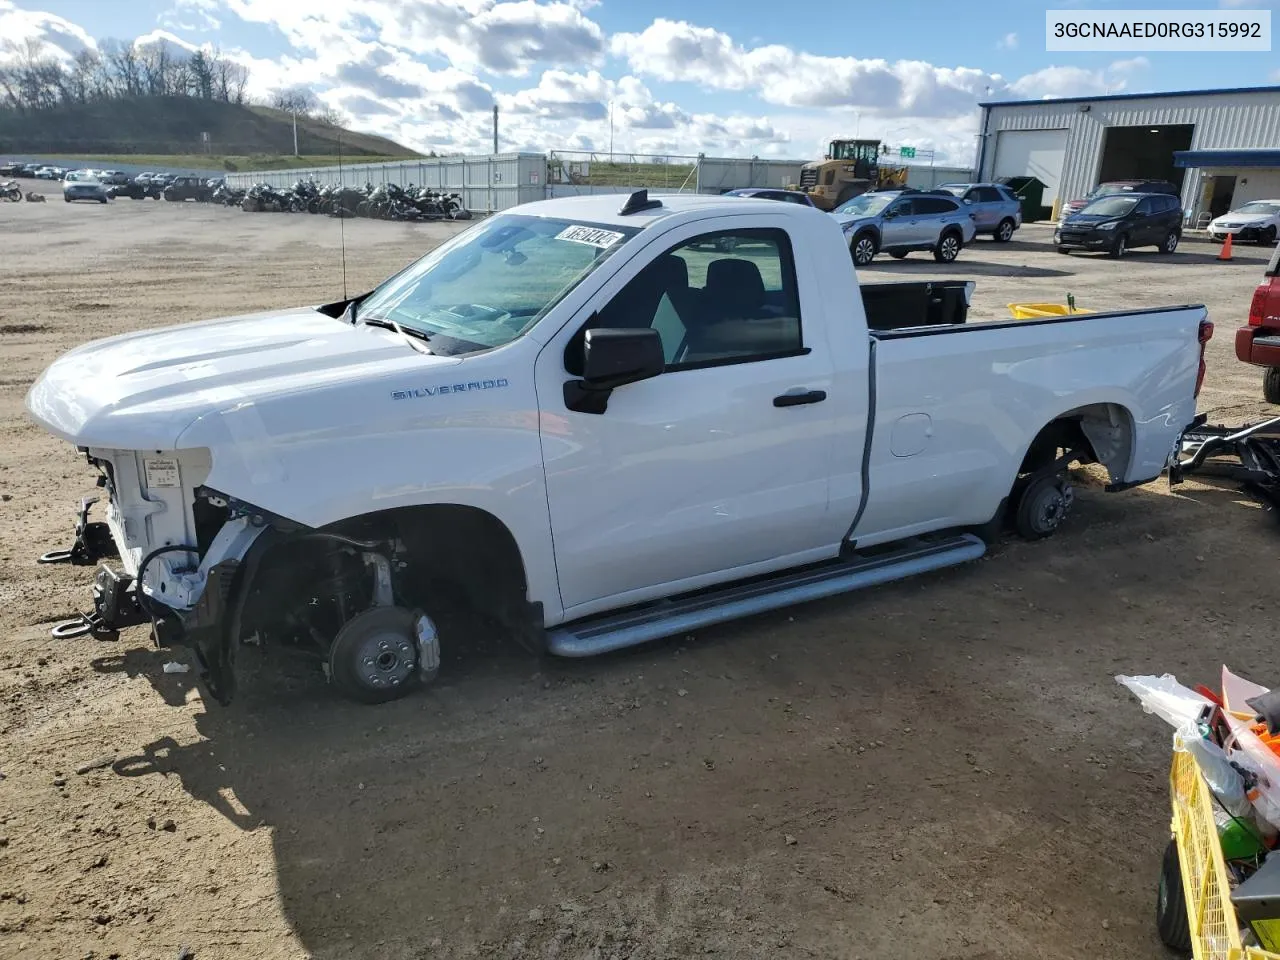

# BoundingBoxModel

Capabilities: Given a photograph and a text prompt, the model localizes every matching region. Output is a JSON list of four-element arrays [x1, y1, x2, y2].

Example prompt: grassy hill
[[33, 153, 403, 173], [0, 97, 418, 162]]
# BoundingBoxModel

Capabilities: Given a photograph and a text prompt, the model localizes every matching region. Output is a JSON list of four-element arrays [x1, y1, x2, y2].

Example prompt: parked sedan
[[1209, 200, 1280, 246], [835, 189, 977, 265], [934, 182, 1023, 241], [1055, 192, 1182, 257], [63, 173, 110, 204]]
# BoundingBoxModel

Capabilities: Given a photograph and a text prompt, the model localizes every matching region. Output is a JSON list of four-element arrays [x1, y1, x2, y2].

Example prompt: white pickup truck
[[27, 191, 1213, 705]]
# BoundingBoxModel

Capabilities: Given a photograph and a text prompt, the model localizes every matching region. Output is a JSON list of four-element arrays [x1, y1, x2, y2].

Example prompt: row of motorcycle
[[222, 179, 472, 221]]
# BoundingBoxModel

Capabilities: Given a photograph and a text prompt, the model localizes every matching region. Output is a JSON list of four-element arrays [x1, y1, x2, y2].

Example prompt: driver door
[[535, 218, 854, 618], [880, 197, 920, 249]]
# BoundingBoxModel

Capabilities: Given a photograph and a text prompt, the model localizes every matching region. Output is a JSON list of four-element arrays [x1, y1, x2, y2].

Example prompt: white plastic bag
[[1184, 735, 1252, 817], [1116, 674, 1213, 729]]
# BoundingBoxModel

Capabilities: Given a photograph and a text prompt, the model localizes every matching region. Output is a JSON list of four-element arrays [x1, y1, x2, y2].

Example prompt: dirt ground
[[1, 199, 1278, 960]]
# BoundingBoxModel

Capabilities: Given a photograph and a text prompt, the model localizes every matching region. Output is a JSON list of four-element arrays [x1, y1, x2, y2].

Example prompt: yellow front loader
[[787, 139, 909, 211]]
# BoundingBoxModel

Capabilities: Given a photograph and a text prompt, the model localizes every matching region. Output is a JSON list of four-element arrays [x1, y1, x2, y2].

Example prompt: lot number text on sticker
[[556, 225, 625, 248]]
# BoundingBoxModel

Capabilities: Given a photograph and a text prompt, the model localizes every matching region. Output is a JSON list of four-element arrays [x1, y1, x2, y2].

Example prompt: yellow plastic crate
[[1007, 302, 1096, 319], [1170, 747, 1280, 959]]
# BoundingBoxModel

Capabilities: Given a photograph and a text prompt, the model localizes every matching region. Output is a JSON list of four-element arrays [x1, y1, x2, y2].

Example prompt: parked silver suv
[[934, 182, 1023, 241], [834, 189, 978, 265]]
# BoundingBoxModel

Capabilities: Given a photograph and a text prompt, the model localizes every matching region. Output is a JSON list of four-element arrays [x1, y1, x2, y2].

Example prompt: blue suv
[[834, 189, 978, 265]]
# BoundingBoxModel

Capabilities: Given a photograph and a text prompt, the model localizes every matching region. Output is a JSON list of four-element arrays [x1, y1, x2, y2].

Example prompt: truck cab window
[[569, 228, 803, 373]]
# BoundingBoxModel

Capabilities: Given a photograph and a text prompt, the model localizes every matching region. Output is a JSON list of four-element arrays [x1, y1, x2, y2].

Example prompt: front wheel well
[[336, 504, 537, 643], [236, 503, 540, 660]]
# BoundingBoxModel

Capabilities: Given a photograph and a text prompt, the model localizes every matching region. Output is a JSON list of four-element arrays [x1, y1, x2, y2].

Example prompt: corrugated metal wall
[[695, 157, 806, 192], [978, 89, 1280, 216], [905, 165, 975, 188]]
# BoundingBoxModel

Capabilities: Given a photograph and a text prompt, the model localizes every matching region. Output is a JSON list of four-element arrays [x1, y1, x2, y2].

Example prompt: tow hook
[[50, 565, 148, 640], [37, 497, 115, 566]]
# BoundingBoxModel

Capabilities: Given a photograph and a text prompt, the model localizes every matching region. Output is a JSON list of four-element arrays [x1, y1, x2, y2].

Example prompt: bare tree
[[270, 86, 317, 116], [102, 39, 142, 97], [139, 43, 173, 96], [0, 35, 254, 112], [213, 55, 249, 104], [67, 50, 102, 104]]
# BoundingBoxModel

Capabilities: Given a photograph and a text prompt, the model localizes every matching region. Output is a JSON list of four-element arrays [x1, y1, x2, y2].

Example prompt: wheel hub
[[354, 630, 417, 690], [1032, 481, 1073, 532]]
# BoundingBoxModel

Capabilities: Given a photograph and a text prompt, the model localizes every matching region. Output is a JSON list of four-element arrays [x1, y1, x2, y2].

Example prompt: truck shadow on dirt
[[92, 474, 1276, 958]]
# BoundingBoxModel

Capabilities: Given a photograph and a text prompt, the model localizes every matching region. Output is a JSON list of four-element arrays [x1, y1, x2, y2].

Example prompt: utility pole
[[609, 100, 614, 161], [292, 107, 299, 157], [493, 104, 499, 155]]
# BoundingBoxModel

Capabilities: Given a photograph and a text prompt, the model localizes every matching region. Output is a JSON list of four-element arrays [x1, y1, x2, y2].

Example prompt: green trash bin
[[998, 176, 1047, 223]]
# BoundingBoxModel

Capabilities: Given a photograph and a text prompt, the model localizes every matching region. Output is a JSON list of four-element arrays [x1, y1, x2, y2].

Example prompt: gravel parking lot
[[1, 200, 1277, 960]]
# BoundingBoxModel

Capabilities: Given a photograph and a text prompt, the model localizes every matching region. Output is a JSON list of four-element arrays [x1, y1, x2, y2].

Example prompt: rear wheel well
[[1018, 403, 1134, 482]]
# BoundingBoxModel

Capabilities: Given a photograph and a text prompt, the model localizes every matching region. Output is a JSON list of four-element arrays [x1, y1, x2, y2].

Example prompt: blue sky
[[3, 0, 1277, 163]]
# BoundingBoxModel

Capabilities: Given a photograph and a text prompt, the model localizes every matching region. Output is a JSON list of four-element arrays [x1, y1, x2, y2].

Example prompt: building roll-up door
[[992, 129, 1068, 206]]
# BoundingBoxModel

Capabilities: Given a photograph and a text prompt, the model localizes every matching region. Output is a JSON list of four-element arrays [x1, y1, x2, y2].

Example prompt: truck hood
[[26, 306, 459, 450]]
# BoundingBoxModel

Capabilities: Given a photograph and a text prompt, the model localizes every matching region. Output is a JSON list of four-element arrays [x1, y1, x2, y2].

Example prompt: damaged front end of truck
[[38, 446, 441, 706]]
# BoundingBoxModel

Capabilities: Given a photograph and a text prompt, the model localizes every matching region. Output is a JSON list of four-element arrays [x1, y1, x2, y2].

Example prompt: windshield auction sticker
[[556, 225, 626, 248]]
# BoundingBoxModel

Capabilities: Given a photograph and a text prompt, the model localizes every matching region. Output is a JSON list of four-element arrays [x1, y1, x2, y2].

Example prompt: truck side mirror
[[565, 328, 665, 414], [582, 328, 664, 387]]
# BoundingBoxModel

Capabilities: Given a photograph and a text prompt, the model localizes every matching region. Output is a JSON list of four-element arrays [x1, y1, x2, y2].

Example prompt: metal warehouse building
[[974, 84, 1280, 224]]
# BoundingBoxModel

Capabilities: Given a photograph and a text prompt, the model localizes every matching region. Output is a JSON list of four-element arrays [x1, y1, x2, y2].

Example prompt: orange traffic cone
[[1219, 232, 1234, 261]]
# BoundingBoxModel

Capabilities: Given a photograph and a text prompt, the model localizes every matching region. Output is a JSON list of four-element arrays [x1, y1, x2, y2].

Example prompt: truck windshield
[[1081, 196, 1139, 217], [356, 214, 639, 354], [836, 194, 893, 217]]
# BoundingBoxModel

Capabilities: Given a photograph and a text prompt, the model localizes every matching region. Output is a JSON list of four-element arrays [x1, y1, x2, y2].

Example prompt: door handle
[[774, 390, 827, 407]]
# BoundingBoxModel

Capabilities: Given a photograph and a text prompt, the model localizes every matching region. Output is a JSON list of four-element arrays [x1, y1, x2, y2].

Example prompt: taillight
[[1195, 319, 1214, 397], [1250, 283, 1269, 326]]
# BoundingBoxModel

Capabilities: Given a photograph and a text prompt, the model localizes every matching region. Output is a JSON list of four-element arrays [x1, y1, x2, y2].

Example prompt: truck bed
[[860, 280, 974, 331], [851, 302, 1209, 547]]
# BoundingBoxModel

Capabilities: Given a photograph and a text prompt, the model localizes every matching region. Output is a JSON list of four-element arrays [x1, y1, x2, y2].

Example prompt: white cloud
[[0, 2, 97, 63], [611, 19, 1001, 116], [133, 29, 202, 56], [1007, 56, 1149, 99], [218, 0, 604, 76], [997, 32, 1017, 50], [159, 0, 222, 32]]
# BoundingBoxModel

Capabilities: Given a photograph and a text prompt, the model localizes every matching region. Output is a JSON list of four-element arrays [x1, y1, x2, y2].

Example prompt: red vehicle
[[1237, 244, 1280, 401]]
